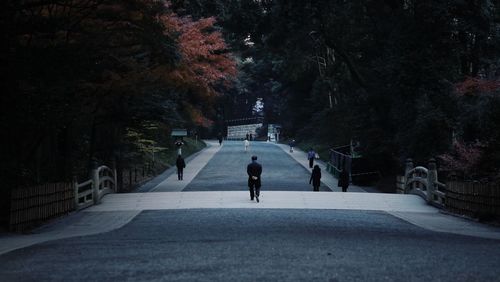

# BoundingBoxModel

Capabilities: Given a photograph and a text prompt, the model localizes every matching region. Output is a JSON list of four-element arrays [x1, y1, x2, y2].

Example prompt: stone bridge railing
[[74, 165, 117, 210], [8, 164, 117, 232], [396, 158, 446, 208]]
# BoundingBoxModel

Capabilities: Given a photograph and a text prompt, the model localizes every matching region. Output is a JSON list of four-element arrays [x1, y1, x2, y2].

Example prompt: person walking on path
[[338, 167, 350, 192], [175, 139, 184, 156], [218, 133, 223, 146], [289, 139, 295, 152], [309, 165, 321, 191], [247, 155, 262, 202], [176, 155, 186, 180], [244, 138, 250, 152], [307, 148, 316, 168]]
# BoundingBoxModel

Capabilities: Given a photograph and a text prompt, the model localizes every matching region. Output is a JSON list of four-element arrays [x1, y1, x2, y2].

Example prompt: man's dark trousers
[[248, 180, 261, 200]]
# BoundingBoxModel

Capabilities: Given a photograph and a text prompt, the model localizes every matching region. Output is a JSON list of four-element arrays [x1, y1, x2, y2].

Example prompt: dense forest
[[1, 0, 237, 188], [1, 0, 499, 194], [169, 0, 500, 179]]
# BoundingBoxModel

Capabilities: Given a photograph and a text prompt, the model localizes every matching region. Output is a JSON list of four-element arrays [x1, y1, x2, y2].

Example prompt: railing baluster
[[9, 164, 117, 232]]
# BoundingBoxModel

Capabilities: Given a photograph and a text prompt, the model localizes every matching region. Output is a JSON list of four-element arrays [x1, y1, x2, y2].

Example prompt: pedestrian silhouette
[[244, 138, 250, 152], [309, 165, 321, 191], [176, 155, 186, 180], [247, 155, 262, 202], [175, 139, 184, 156], [307, 148, 316, 168], [338, 167, 350, 192], [218, 133, 223, 146], [289, 139, 295, 152]]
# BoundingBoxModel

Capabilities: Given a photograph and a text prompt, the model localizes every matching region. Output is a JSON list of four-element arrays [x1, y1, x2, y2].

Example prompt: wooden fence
[[120, 163, 164, 192], [445, 181, 500, 220], [326, 146, 380, 184], [10, 164, 118, 232], [10, 182, 75, 232]]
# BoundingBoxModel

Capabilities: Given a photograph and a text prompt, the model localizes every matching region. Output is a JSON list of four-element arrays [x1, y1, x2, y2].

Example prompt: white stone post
[[112, 160, 118, 193], [91, 165, 100, 205], [404, 158, 414, 194], [73, 176, 79, 210], [113, 168, 118, 193], [427, 158, 438, 204]]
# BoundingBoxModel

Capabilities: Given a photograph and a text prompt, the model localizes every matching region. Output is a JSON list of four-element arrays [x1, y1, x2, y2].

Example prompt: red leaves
[[183, 103, 215, 128], [162, 13, 237, 95], [159, 11, 237, 128], [455, 77, 500, 96], [438, 140, 484, 174]]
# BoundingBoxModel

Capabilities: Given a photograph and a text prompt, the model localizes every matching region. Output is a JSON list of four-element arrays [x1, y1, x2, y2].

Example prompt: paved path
[[88, 189, 500, 240], [183, 140, 332, 191], [273, 142, 369, 192], [150, 141, 222, 192], [88, 192, 435, 212], [145, 140, 366, 192], [2, 209, 500, 281], [2, 140, 500, 281], [0, 210, 140, 255], [82, 191, 500, 240]]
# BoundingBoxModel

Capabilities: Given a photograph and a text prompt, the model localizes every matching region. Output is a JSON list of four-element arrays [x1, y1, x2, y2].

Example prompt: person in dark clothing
[[309, 165, 321, 191], [218, 134, 223, 146], [307, 148, 316, 168], [338, 168, 350, 192], [247, 155, 262, 202], [176, 155, 186, 180]]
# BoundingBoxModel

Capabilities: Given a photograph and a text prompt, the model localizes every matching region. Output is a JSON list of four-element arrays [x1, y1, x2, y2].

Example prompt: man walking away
[[309, 165, 321, 191], [338, 167, 350, 192], [307, 148, 316, 168], [247, 155, 262, 202], [176, 155, 186, 180], [218, 133, 223, 146]]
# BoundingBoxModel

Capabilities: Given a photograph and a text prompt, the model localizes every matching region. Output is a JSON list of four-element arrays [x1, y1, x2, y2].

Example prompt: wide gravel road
[[1, 209, 499, 281], [184, 140, 331, 192], [2, 141, 500, 281]]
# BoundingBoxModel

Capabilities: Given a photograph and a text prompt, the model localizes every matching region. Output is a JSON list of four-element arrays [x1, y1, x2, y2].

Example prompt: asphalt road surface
[[1, 209, 500, 281], [184, 141, 331, 192]]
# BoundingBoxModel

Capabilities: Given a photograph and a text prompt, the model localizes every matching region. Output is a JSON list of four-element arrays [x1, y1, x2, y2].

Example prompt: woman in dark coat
[[338, 168, 350, 192], [309, 165, 321, 191], [176, 155, 186, 180]]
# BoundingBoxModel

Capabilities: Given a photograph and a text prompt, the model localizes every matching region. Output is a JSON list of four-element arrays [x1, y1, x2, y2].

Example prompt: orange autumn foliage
[[182, 103, 215, 128], [157, 10, 237, 128], [161, 13, 237, 97]]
